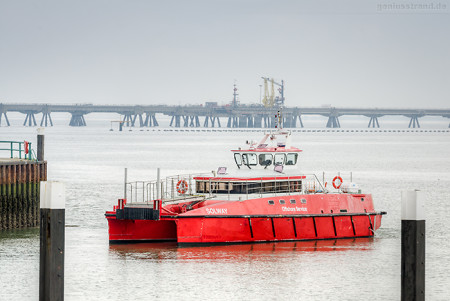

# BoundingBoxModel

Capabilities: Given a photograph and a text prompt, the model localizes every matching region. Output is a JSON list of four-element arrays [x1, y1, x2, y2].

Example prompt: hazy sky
[[1, 0, 449, 108]]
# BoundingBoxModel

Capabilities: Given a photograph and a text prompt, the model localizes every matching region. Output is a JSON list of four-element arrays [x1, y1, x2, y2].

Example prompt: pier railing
[[0, 141, 35, 160], [125, 172, 356, 204]]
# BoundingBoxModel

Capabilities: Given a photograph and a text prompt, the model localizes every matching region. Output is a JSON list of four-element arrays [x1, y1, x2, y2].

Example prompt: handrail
[[123, 172, 347, 204], [0, 140, 35, 160]]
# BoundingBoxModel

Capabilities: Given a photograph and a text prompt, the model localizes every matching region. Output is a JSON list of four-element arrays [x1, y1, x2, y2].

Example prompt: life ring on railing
[[332, 176, 343, 189], [176, 180, 188, 194], [24, 141, 29, 154]]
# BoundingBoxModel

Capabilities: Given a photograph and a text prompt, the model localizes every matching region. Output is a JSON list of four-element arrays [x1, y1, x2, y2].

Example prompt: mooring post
[[156, 168, 161, 199], [39, 181, 65, 301], [401, 190, 425, 301], [37, 129, 45, 161], [124, 168, 127, 200]]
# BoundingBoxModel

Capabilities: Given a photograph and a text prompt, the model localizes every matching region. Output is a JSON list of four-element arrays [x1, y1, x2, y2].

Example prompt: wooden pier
[[0, 137, 47, 230]]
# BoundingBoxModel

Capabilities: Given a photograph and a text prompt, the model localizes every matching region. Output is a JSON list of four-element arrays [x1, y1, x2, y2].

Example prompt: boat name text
[[206, 208, 228, 215]]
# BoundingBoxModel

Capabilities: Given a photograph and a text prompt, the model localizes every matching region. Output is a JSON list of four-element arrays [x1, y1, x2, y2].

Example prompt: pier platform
[[0, 159, 47, 230]]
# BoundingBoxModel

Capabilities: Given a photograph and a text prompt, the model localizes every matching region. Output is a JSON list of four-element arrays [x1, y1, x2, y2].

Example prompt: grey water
[[1, 114, 450, 300]]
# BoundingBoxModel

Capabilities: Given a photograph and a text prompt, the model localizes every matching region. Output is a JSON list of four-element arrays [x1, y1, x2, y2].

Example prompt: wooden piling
[[401, 190, 425, 301], [37, 134, 44, 161], [39, 181, 65, 301]]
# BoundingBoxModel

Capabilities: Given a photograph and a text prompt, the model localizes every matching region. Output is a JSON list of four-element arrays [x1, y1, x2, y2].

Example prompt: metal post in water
[[124, 168, 127, 200], [401, 190, 425, 301], [37, 129, 45, 161], [156, 168, 161, 199], [39, 181, 65, 301]]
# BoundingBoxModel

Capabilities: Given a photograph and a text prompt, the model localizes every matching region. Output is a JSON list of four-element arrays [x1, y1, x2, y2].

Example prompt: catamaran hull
[[106, 217, 177, 243], [106, 213, 384, 245]]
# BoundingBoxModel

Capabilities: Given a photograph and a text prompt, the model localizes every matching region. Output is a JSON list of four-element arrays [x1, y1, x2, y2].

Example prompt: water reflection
[[109, 238, 375, 261]]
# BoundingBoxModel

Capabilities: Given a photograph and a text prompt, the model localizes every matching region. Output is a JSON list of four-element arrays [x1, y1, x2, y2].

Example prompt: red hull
[[175, 214, 382, 244], [107, 218, 177, 243], [106, 193, 385, 245]]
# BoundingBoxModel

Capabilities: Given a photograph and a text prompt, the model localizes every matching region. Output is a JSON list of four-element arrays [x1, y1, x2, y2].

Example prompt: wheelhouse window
[[286, 153, 298, 165], [259, 154, 273, 167], [234, 153, 242, 167], [242, 153, 257, 166], [274, 154, 286, 165]]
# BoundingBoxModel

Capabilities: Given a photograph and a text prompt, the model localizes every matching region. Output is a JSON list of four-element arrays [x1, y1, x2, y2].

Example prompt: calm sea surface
[[1, 114, 450, 300]]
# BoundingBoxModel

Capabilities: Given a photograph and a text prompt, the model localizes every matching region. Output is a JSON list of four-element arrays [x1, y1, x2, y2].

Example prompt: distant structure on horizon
[[1, 102, 449, 129]]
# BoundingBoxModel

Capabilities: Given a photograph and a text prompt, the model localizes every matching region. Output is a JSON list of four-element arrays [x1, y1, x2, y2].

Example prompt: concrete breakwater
[[0, 160, 47, 230]]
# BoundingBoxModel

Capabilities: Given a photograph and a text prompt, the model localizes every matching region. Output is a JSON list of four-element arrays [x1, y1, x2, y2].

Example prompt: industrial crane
[[261, 77, 285, 107]]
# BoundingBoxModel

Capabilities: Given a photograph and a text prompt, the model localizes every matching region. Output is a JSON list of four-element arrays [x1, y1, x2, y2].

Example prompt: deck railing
[[124, 172, 351, 204], [0, 141, 35, 160]]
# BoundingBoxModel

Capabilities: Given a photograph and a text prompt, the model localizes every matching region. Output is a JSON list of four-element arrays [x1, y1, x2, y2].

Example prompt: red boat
[[106, 121, 386, 245]]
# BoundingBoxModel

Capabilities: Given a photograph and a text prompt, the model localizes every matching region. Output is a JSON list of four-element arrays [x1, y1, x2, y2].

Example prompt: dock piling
[[124, 168, 127, 199], [37, 130, 45, 161], [39, 181, 65, 301], [401, 190, 425, 301]]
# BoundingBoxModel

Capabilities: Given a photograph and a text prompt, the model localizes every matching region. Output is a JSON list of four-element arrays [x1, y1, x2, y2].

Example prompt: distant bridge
[[0, 103, 449, 128]]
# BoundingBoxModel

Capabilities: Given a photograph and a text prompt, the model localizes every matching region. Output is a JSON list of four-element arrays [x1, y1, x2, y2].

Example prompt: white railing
[[124, 172, 358, 204]]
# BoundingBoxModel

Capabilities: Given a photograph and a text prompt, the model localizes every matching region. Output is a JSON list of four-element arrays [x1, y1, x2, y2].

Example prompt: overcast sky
[[1, 0, 449, 108]]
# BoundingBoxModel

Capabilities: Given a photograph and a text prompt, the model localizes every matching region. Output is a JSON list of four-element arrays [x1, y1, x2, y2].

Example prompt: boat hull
[[106, 216, 177, 243], [176, 213, 383, 245], [106, 193, 385, 245], [106, 212, 383, 245]]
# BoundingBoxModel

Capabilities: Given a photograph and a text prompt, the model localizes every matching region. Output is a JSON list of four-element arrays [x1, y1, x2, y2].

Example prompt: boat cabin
[[195, 130, 307, 196]]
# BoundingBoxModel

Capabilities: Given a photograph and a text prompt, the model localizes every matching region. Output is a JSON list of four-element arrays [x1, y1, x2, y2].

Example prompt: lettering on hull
[[206, 208, 228, 215], [282, 206, 307, 212]]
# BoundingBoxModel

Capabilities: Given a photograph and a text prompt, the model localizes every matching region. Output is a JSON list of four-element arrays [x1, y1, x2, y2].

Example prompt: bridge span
[[0, 103, 449, 128]]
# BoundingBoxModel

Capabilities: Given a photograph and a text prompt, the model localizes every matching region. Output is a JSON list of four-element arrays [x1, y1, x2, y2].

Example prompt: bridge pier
[[143, 113, 158, 127], [291, 113, 304, 128], [297, 115, 304, 128], [253, 115, 262, 128], [40, 113, 53, 127], [227, 116, 239, 128], [246, 116, 252, 128], [408, 116, 421, 128], [368, 115, 380, 128], [0, 112, 10, 127], [121, 113, 134, 127], [40, 105, 53, 127], [169, 115, 182, 127], [239, 116, 248, 128], [263, 116, 274, 128], [204, 116, 220, 128], [182, 115, 200, 127], [23, 112, 37, 127], [326, 115, 340, 128], [283, 115, 299, 128], [69, 113, 87, 126]]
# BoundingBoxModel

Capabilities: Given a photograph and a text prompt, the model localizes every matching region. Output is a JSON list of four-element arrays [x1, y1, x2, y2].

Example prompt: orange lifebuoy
[[176, 180, 188, 194], [332, 176, 343, 189], [24, 141, 29, 154]]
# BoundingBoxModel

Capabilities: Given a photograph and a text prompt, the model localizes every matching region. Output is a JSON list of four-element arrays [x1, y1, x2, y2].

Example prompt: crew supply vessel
[[106, 119, 386, 245]]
